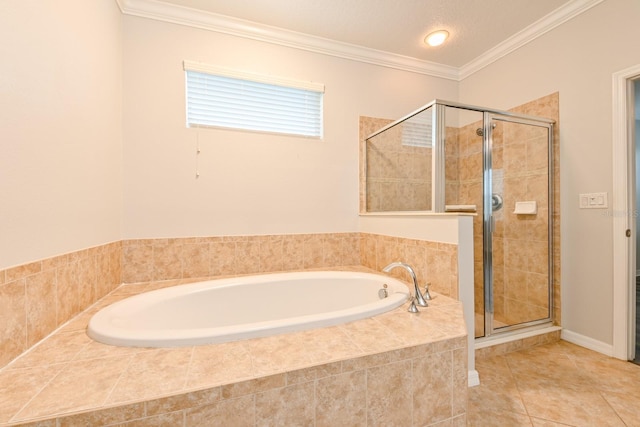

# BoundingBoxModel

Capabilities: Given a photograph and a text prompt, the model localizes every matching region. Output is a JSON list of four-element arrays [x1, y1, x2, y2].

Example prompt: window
[[401, 117, 432, 148], [184, 61, 324, 138]]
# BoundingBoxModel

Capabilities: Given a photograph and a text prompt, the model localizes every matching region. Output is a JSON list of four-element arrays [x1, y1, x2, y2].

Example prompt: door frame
[[612, 64, 640, 360]]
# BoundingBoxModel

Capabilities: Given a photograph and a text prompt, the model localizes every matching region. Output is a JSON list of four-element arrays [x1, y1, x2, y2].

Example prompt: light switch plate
[[579, 192, 608, 209]]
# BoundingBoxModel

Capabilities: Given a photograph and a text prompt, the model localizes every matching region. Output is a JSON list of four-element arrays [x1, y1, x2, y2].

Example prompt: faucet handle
[[407, 295, 419, 313], [422, 282, 433, 300]]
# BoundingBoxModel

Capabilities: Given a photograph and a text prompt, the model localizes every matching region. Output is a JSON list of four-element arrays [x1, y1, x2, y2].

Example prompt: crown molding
[[459, 0, 604, 80], [120, 0, 602, 82], [114, 0, 125, 13], [119, 0, 459, 80]]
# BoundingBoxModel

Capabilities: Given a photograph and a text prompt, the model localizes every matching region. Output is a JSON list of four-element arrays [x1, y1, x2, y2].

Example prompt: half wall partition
[[364, 100, 555, 339]]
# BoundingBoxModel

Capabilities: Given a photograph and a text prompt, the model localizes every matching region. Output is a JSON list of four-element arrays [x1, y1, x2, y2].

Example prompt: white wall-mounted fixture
[[424, 30, 449, 47], [578, 192, 608, 209], [513, 201, 538, 215]]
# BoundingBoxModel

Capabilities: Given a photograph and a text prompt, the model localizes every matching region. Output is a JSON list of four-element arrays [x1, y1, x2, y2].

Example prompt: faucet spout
[[382, 262, 428, 310]]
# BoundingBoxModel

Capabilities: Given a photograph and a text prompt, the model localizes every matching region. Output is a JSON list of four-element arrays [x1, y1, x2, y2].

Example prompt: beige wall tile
[[122, 241, 153, 283], [26, 270, 58, 347], [117, 411, 185, 427], [5, 262, 42, 283], [281, 235, 304, 271], [146, 388, 221, 417], [366, 359, 413, 426], [57, 402, 145, 427], [285, 362, 342, 385], [221, 375, 285, 400], [77, 255, 97, 311], [316, 370, 366, 427], [413, 352, 453, 424], [235, 239, 262, 275], [152, 240, 183, 281], [210, 241, 236, 276], [303, 234, 324, 269], [255, 381, 315, 426], [185, 395, 254, 427], [0, 279, 27, 367], [182, 243, 210, 279], [258, 236, 284, 273], [56, 262, 83, 324]]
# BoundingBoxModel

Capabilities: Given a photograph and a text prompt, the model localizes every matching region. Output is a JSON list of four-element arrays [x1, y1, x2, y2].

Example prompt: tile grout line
[[7, 361, 72, 424], [180, 347, 197, 392], [99, 353, 138, 412], [503, 352, 535, 423]]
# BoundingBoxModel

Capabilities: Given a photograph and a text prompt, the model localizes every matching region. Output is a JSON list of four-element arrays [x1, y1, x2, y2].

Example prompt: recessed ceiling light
[[425, 30, 449, 47]]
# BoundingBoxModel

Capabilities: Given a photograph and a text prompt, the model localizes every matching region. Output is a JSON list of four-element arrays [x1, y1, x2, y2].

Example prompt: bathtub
[[87, 270, 409, 347]]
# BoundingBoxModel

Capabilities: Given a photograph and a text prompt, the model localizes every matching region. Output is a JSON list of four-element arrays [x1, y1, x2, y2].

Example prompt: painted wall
[[459, 0, 640, 346], [121, 16, 458, 239], [0, 0, 123, 270]]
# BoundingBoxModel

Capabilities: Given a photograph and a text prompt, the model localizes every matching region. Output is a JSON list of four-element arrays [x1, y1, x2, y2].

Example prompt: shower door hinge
[[626, 229, 631, 237]]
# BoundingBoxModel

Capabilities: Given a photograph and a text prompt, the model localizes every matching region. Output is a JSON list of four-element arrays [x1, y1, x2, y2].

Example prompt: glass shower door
[[485, 114, 553, 333]]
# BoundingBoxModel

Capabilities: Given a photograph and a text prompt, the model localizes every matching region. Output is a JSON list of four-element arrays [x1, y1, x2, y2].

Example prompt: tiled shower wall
[[360, 93, 560, 336], [510, 94, 561, 327], [445, 94, 560, 332], [0, 232, 458, 369]]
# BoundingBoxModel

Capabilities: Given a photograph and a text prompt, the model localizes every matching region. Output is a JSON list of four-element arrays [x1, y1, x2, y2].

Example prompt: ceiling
[[156, 0, 572, 68]]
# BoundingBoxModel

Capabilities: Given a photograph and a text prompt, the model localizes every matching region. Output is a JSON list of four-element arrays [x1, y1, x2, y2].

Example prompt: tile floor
[[469, 340, 640, 426]]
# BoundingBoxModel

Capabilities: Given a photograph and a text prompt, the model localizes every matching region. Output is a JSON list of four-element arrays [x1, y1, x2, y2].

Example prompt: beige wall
[[0, 0, 123, 270], [121, 15, 458, 240], [459, 0, 640, 345]]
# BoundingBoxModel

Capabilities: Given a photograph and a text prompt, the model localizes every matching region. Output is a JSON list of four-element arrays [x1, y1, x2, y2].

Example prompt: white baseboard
[[468, 370, 480, 387], [561, 329, 614, 357]]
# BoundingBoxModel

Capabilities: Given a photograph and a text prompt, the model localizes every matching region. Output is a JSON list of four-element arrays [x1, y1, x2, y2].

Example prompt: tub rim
[[87, 270, 410, 348]]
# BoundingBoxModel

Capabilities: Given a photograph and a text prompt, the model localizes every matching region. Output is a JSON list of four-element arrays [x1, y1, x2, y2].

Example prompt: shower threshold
[[475, 323, 561, 351]]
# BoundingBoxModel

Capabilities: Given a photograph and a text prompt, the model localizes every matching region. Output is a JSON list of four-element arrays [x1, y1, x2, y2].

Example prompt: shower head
[[476, 128, 483, 136]]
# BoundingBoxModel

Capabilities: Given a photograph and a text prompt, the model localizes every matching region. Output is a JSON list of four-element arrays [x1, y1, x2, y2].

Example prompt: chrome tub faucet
[[382, 262, 428, 313]]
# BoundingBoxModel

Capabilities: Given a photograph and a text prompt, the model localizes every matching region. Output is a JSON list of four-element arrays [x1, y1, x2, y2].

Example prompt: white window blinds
[[401, 119, 433, 148], [184, 61, 324, 138]]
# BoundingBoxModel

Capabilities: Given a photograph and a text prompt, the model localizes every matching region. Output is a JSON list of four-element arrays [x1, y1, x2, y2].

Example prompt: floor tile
[[472, 340, 640, 427]]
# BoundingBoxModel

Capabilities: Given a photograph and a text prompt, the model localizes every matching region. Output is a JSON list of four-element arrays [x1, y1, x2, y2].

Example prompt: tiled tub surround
[[120, 234, 363, 284], [360, 233, 459, 300], [0, 271, 468, 426], [0, 233, 460, 373], [0, 242, 122, 368], [120, 233, 459, 303]]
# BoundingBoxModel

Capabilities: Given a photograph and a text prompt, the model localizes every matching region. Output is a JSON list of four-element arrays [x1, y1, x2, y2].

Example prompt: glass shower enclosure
[[365, 100, 555, 339]]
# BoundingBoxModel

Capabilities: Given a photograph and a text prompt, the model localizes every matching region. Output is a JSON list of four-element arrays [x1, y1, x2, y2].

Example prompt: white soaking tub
[[87, 270, 409, 347]]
